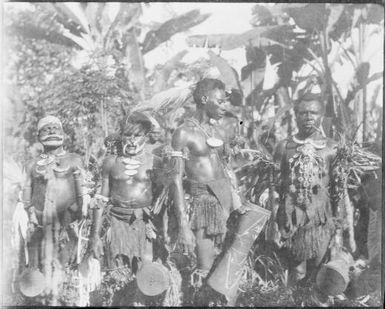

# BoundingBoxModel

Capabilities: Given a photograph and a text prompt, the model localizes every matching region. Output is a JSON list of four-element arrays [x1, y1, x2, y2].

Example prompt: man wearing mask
[[22, 115, 85, 304]]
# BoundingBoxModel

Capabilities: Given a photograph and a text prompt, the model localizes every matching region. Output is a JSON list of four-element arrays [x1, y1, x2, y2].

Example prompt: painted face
[[295, 100, 323, 136], [38, 123, 64, 147], [121, 123, 147, 156], [203, 88, 229, 120], [148, 127, 164, 143]]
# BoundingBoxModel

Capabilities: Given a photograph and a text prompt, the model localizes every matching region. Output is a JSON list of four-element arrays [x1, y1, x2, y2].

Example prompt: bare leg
[[142, 239, 153, 263], [195, 229, 216, 272]]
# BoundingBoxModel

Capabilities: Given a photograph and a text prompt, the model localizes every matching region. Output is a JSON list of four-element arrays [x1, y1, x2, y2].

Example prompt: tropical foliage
[[3, 3, 383, 307], [185, 3, 383, 145]]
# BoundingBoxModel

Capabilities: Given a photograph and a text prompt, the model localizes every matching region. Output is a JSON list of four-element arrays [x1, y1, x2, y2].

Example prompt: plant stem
[[360, 22, 367, 143]]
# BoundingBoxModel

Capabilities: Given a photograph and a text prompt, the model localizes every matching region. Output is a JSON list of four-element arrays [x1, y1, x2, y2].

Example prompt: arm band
[[168, 151, 188, 160]]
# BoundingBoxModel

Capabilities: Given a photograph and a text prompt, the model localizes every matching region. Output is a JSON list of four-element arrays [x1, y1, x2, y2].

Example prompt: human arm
[[21, 162, 40, 227], [89, 157, 112, 258], [169, 128, 195, 253], [72, 155, 86, 211], [273, 140, 294, 237], [328, 142, 356, 252]]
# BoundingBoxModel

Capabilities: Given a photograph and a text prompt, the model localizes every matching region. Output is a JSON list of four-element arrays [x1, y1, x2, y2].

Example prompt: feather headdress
[[133, 85, 194, 115]]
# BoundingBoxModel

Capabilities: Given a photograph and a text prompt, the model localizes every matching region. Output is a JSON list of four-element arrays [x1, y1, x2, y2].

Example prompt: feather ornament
[[133, 85, 194, 115], [12, 202, 29, 248]]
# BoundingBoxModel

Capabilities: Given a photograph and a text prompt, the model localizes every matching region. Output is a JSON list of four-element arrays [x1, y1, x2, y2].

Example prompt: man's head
[[120, 112, 152, 156], [193, 78, 229, 120], [294, 93, 325, 137], [37, 116, 64, 148]]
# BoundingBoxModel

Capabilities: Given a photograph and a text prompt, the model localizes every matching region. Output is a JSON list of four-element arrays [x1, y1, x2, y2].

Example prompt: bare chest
[[187, 127, 227, 157], [32, 156, 76, 180], [110, 155, 154, 182]]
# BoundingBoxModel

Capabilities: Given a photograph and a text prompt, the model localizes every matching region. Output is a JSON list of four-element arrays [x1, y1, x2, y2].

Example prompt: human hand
[[177, 226, 195, 254], [82, 194, 91, 217], [90, 236, 104, 260], [237, 202, 253, 214], [279, 218, 294, 239], [28, 206, 39, 226]]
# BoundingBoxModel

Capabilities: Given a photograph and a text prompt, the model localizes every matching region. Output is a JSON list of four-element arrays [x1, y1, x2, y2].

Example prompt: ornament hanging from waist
[[288, 142, 325, 206]]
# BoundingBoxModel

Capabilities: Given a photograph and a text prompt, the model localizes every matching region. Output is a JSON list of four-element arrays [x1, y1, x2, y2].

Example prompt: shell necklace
[[187, 118, 224, 148], [120, 150, 147, 177], [36, 150, 67, 174], [292, 135, 326, 150]]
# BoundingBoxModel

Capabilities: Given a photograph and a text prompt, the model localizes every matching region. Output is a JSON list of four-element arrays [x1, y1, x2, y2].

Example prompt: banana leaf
[[187, 25, 291, 50], [152, 50, 188, 93], [207, 50, 242, 91], [141, 9, 210, 54]]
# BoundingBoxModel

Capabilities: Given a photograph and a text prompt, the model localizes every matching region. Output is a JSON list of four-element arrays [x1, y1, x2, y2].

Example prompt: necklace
[[292, 135, 326, 150], [37, 150, 67, 166], [121, 152, 145, 177], [187, 118, 224, 148]]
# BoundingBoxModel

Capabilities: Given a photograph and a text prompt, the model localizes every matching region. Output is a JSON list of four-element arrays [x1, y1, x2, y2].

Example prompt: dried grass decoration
[[79, 257, 102, 292]]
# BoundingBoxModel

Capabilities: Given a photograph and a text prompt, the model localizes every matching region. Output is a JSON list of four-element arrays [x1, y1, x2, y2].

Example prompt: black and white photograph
[[2, 2, 383, 307]]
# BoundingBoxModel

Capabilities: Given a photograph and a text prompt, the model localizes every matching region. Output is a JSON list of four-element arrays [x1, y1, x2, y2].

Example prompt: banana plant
[[8, 3, 210, 100]]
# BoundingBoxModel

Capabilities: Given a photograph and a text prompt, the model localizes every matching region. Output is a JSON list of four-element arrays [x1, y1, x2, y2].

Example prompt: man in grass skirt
[[89, 112, 165, 303], [168, 78, 251, 305], [274, 92, 347, 304]]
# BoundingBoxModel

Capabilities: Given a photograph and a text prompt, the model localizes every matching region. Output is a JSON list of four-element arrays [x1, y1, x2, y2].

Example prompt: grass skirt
[[104, 208, 147, 267], [189, 183, 227, 245]]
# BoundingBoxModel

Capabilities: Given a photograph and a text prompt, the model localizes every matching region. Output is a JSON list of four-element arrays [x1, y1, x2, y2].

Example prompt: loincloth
[[104, 201, 150, 265], [188, 181, 229, 245]]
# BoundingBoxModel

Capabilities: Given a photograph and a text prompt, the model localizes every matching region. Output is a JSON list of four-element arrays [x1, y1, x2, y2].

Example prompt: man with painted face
[[21, 115, 85, 302], [169, 78, 243, 288], [274, 93, 339, 299], [90, 112, 162, 274]]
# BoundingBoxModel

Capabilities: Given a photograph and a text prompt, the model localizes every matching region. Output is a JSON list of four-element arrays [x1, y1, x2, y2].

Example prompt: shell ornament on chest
[[121, 157, 142, 176], [288, 142, 326, 206], [119, 150, 153, 184], [187, 118, 224, 148], [35, 152, 70, 176]]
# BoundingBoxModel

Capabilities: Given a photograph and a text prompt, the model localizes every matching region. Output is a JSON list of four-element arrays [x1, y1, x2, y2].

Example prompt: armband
[[167, 150, 188, 160]]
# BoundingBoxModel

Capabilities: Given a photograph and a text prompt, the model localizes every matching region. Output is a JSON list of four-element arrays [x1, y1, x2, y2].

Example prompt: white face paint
[[38, 123, 64, 147], [121, 122, 148, 156]]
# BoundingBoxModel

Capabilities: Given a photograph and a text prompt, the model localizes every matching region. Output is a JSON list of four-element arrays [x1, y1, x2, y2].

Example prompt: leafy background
[[3, 3, 383, 307]]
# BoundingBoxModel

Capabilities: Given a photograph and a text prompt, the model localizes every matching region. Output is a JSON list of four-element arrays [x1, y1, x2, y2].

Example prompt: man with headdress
[[168, 78, 245, 293], [90, 112, 163, 283], [21, 115, 86, 304], [274, 92, 342, 300]]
